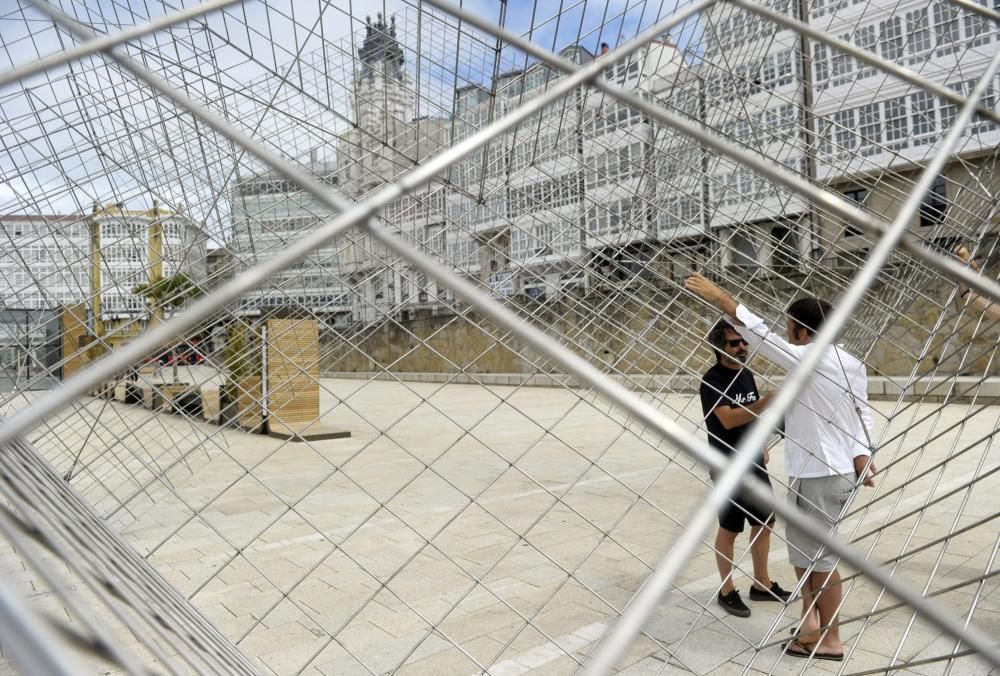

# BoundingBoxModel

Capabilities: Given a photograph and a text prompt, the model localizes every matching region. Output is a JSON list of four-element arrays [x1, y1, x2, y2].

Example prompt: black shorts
[[714, 467, 776, 534]]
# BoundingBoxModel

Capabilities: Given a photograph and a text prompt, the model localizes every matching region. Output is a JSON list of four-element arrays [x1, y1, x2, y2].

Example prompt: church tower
[[337, 13, 415, 197]]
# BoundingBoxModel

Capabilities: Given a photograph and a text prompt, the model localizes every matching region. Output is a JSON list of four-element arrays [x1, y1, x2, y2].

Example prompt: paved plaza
[[1, 378, 997, 674]]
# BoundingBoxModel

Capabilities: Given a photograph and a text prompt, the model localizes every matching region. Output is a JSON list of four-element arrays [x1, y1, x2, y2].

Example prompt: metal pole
[[3, 0, 716, 444], [729, 0, 1000, 127], [0, 573, 80, 676], [422, 0, 1000, 307], [584, 41, 1000, 676], [17, 2, 1000, 669], [0, 0, 244, 91]]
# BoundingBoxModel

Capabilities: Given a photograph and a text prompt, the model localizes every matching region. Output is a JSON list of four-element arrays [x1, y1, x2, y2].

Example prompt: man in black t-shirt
[[700, 319, 791, 617]]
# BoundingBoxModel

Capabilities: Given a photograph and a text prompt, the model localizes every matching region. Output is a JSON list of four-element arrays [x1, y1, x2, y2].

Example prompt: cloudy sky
[[0, 0, 692, 223]]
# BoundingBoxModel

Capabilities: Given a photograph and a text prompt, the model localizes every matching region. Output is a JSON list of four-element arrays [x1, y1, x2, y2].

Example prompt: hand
[[854, 455, 876, 488], [684, 273, 724, 303], [862, 462, 876, 488], [763, 446, 770, 465], [954, 244, 981, 273]]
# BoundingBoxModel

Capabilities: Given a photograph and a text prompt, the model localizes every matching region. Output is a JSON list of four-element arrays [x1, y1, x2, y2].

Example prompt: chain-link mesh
[[0, 0, 998, 673]]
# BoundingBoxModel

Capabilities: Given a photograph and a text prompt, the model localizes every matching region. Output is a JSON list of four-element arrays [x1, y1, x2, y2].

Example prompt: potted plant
[[133, 272, 204, 386], [222, 322, 264, 432]]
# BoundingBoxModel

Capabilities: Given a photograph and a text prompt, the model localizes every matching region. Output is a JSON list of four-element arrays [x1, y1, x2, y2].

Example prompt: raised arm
[[684, 273, 738, 318], [954, 245, 1000, 323], [685, 273, 807, 371]]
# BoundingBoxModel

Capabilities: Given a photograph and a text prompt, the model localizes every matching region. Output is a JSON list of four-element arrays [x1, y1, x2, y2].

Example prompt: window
[[813, 43, 829, 84], [880, 17, 904, 61], [816, 115, 835, 157], [884, 96, 908, 145], [834, 109, 857, 152], [920, 176, 948, 227], [933, 1, 960, 55], [775, 50, 794, 86], [426, 225, 446, 259], [911, 91, 936, 139], [973, 79, 998, 134], [852, 25, 877, 79], [857, 24, 878, 53], [859, 103, 881, 155], [584, 205, 604, 236], [771, 226, 799, 272], [842, 188, 868, 236], [939, 81, 964, 131], [906, 8, 931, 56], [963, 0, 991, 46], [832, 39, 853, 82], [730, 231, 758, 269]]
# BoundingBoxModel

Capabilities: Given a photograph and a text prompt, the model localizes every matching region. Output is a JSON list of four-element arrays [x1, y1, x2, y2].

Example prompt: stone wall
[[324, 292, 726, 378], [322, 279, 999, 380], [866, 282, 1000, 379]]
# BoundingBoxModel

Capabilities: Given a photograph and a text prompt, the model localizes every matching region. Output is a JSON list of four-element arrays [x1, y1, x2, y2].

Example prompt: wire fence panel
[[0, 0, 997, 673]]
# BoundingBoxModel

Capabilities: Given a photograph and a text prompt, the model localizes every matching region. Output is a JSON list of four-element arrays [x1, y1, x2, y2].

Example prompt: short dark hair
[[708, 318, 736, 363], [787, 297, 832, 337]]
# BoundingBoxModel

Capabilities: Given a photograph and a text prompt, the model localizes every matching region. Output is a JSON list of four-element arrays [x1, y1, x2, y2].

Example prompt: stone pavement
[[0, 378, 996, 674]]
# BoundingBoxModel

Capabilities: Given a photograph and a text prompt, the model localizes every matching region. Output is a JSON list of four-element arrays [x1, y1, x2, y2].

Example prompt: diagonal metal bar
[[422, 0, 1000, 309], [729, 0, 1000, 126], [9, 0, 1000, 672], [0, 573, 79, 676], [582, 42, 1000, 676], [0, 0, 244, 91], [1, 0, 715, 444]]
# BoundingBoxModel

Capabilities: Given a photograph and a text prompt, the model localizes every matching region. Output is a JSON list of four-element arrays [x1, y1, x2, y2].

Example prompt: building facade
[[0, 207, 206, 319], [228, 159, 351, 322], [225, 4, 999, 331]]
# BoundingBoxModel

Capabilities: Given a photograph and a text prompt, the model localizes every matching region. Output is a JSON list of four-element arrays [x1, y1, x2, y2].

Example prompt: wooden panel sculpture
[[266, 318, 319, 429]]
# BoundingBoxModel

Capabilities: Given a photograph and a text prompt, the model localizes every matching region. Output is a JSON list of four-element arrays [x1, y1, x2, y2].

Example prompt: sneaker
[[717, 589, 751, 617], [749, 582, 792, 602]]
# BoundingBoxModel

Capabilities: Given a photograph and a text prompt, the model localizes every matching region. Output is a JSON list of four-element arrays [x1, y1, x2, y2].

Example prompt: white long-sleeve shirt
[[734, 304, 874, 479]]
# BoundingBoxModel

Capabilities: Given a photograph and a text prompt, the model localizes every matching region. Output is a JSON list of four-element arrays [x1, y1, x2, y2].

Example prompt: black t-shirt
[[700, 362, 761, 457]]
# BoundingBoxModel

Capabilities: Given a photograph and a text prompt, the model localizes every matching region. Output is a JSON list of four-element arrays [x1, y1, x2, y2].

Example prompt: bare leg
[[795, 565, 821, 644], [792, 566, 843, 656], [748, 524, 773, 591], [715, 528, 738, 594], [810, 567, 843, 654]]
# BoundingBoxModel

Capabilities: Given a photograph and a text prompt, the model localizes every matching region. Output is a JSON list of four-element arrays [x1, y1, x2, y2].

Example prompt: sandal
[[782, 639, 844, 661]]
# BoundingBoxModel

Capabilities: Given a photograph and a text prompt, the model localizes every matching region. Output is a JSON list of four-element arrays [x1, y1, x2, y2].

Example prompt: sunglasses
[[724, 338, 748, 348]]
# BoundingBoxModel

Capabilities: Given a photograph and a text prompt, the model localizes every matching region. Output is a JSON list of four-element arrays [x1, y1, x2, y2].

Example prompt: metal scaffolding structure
[[0, 0, 998, 673]]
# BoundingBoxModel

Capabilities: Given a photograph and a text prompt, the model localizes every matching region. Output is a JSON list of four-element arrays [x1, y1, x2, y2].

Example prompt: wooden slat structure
[[264, 317, 349, 442], [265, 318, 320, 428]]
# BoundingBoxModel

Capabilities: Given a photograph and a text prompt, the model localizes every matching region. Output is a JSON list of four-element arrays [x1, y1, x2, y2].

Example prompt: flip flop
[[782, 640, 844, 662]]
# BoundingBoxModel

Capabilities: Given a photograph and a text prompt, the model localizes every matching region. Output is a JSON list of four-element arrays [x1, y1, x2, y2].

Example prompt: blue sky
[[0, 0, 699, 219]]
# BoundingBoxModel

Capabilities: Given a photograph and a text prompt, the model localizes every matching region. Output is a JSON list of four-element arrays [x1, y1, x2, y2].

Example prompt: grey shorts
[[786, 474, 855, 572]]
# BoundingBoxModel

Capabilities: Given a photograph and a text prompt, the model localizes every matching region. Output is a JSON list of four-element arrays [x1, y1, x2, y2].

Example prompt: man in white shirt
[[685, 273, 876, 662]]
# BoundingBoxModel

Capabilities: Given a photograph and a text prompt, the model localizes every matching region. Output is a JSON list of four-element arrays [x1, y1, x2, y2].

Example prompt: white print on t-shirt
[[732, 392, 758, 405]]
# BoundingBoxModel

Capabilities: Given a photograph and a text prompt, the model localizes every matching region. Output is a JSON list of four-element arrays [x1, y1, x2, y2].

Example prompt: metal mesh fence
[[0, 0, 998, 673]]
